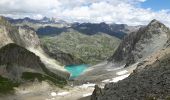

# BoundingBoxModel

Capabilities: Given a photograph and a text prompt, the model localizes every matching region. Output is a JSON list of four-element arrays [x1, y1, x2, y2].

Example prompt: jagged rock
[[109, 19, 170, 67], [91, 85, 103, 100]]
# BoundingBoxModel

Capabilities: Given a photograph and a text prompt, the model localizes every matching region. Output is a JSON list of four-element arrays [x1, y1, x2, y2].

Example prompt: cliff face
[[0, 16, 70, 79], [109, 19, 170, 67]]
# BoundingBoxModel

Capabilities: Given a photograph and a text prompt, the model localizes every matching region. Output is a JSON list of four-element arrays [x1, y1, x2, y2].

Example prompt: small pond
[[65, 64, 89, 79]]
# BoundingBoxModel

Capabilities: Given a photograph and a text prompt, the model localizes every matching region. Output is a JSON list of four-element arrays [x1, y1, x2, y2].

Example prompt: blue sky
[[141, 0, 170, 11], [0, 0, 170, 27]]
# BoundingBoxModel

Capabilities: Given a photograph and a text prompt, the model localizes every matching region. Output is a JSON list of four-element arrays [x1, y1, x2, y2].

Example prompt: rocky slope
[[0, 16, 69, 79], [0, 43, 66, 83], [0, 43, 67, 94], [109, 19, 170, 67], [91, 20, 170, 100], [91, 47, 170, 100]]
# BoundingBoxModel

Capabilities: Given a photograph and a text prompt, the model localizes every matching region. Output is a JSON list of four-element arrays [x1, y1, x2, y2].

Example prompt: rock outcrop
[[109, 19, 170, 67], [91, 85, 103, 100]]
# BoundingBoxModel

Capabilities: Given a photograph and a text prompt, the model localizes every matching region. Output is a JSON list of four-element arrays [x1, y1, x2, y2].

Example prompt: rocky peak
[[150, 19, 160, 24], [147, 19, 170, 34], [109, 19, 170, 67]]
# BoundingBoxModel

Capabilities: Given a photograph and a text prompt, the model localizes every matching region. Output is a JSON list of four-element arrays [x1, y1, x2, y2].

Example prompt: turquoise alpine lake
[[65, 64, 89, 79]]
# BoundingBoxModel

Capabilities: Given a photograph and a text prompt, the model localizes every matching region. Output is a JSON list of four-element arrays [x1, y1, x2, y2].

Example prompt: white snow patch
[[57, 92, 70, 96], [106, 67, 122, 71], [102, 79, 110, 83], [45, 98, 55, 100], [116, 70, 128, 75], [106, 64, 125, 71], [110, 74, 130, 83], [83, 93, 92, 97], [78, 83, 95, 89], [50, 92, 57, 96]]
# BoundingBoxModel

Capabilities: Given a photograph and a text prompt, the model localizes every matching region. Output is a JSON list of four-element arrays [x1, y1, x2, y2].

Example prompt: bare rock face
[[109, 19, 170, 67]]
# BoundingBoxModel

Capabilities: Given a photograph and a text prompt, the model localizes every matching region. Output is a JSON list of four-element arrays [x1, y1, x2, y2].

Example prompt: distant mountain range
[[71, 22, 140, 39], [6, 17, 68, 25], [6, 17, 141, 39]]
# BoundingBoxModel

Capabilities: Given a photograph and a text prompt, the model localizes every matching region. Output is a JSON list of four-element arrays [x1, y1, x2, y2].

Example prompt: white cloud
[[0, 0, 170, 27]]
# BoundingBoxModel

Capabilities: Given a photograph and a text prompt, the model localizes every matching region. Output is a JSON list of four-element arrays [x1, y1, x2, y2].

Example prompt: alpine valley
[[0, 15, 170, 100]]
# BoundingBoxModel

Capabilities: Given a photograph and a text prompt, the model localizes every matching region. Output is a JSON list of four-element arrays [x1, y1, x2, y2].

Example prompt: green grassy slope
[[41, 31, 121, 65]]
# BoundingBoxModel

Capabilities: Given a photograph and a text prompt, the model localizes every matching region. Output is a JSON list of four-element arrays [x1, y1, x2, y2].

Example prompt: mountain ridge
[[109, 19, 170, 67]]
